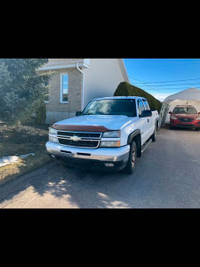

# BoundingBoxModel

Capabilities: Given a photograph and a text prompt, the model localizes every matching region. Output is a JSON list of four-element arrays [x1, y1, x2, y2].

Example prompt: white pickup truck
[[46, 96, 159, 174]]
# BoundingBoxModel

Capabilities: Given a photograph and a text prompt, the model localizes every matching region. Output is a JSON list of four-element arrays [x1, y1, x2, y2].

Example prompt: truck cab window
[[142, 100, 150, 110], [138, 99, 146, 115]]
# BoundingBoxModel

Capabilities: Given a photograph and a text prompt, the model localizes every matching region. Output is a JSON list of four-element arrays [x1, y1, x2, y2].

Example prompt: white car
[[46, 96, 159, 174]]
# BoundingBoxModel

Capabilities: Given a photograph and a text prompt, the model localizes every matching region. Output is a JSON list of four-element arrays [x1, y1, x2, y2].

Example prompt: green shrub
[[114, 82, 162, 113], [0, 59, 49, 124], [30, 99, 46, 124], [18, 99, 46, 125]]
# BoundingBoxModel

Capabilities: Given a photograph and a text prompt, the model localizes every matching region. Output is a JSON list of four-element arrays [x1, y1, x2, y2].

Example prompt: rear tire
[[125, 141, 137, 174]]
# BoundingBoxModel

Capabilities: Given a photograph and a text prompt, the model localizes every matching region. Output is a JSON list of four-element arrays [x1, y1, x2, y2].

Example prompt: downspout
[[76, 63, 85, 111]]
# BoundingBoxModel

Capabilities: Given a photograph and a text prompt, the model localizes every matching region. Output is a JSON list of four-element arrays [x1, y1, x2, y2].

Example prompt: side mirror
[[198, 112, 200, 115], [140, 110, 152, 117], [76, 111, 82, 116], [169, 111, 172, 114]]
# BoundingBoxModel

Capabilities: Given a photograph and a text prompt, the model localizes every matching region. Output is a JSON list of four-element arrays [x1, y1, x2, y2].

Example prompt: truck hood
[[53, 115, 137, 132]]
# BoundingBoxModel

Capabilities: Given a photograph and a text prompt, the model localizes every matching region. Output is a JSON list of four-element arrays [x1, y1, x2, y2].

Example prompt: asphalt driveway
[[0, 127, 200, 208]]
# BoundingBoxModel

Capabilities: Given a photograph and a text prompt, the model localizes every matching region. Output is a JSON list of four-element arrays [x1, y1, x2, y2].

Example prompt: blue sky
[[123, 58, 200, 102]]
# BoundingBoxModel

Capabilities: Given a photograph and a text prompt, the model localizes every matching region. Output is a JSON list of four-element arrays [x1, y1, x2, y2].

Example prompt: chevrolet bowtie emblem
[[70, 136, 81, 142]]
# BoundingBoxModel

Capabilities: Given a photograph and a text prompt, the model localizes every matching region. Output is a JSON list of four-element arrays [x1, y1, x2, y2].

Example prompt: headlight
[[102, 131, 120, 138], [49, 127, 57, 134], [100, 141, 120, 148], [171, 116, 178, 120], [49, 135, 58, 143], [195, 117, 200, 121]]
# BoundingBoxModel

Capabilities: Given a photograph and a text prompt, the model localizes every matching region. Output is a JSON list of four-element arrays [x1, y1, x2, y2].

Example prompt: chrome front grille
[[57, 131, 102, 148], [57, 131, 101, 139]]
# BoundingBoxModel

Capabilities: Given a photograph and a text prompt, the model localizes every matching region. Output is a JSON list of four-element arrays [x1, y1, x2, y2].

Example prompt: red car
[[169, 105, 200, 130]]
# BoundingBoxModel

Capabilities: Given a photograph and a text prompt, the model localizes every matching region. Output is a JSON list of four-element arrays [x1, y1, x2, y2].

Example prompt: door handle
[[147, 119, 150, 123]]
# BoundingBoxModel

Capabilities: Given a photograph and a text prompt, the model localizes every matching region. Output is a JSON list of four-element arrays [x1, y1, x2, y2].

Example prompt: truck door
[[137, 99, 149, 145], [142, 99, 154, 137]]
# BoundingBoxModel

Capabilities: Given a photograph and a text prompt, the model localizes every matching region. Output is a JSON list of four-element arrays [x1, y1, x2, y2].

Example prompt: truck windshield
[[82, 99, 137, 117], [173, 106, 197, 114]]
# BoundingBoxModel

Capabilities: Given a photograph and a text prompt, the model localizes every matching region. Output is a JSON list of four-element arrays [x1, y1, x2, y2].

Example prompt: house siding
[[40, 58, 128, 124], [46, 68, 82, 124], [83, 59, 127, 107]]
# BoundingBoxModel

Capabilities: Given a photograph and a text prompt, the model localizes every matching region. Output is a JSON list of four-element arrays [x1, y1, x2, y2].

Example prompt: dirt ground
[[0, 123, 51, 184]]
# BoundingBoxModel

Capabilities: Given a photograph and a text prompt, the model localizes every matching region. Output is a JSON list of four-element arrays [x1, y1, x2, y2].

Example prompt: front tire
[[125, 141, 137, 174], [151, 122, 158, 142], [151, 126, 158, 142]]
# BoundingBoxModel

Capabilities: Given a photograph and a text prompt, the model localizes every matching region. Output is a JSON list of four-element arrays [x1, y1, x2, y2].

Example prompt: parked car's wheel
[[125, 140, 137, 174], [195, 127, 200, 131]]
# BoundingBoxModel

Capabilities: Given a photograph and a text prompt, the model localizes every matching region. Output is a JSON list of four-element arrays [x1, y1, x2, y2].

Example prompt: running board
[[141, 139, 152, 154]]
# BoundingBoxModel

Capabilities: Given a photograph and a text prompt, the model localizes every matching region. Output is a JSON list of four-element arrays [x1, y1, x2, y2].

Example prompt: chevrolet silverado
[[46, 96, 159, 174]]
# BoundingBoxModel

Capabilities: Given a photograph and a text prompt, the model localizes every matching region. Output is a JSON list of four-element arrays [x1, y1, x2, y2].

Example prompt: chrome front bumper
[[46, 141, 130, 163]]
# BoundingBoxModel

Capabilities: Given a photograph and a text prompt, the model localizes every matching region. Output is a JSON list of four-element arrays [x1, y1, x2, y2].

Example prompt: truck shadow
[[0, 160, 134, 208], [35, 161, 134, 208]]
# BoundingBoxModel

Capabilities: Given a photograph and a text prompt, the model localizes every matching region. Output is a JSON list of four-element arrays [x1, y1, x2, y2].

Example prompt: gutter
[[38, 63, 79, 71], [38, 60, 90, 71], [76, 63, 85, 110]]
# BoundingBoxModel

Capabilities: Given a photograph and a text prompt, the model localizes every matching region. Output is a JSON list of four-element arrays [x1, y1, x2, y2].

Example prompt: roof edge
[[164, 88, 200, 102], [38, 59, 90, 71], [117, 59, 129, 83]]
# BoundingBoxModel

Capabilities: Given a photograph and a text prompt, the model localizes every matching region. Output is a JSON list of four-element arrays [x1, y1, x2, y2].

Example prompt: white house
[[38, 58, 129, 124]]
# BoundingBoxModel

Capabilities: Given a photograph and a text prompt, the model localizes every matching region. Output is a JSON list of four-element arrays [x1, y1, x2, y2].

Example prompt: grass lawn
[[0, 123, 52, 184]]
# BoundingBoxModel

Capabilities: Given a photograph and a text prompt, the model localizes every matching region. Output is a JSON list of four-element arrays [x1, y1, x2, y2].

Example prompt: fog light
[[104, 163, 114, 167]]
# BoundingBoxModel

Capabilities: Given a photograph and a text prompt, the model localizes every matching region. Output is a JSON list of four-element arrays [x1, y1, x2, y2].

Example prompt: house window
[[60, 74, 68, 103]]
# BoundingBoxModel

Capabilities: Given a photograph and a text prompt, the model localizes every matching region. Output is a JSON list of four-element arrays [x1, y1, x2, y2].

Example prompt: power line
[[134, 83, 200, 88], [128, 76, 200, 93], [128, 75, 200, 96], [129, 82, 200, 94], [129, 81, 169, 93], [129, 77, 162, 92], [129, 76, 200, 84]]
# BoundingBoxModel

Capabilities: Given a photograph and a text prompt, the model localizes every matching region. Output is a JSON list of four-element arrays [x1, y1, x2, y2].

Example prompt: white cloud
[[152, 93, 171, 102]]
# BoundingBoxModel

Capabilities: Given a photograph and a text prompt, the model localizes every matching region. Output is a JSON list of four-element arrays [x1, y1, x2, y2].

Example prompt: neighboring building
[[38, 58, 129, 124], [159, 88, 200, 126]]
